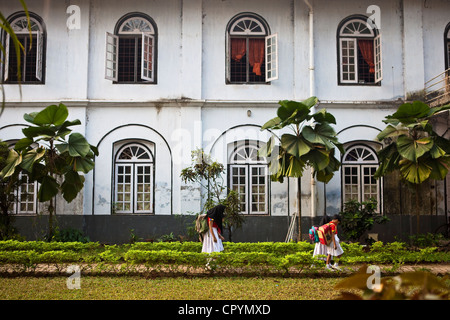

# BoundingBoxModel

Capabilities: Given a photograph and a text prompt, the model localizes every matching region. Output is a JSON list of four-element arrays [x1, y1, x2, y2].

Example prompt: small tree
[[374, 101, 450, 233], [339, 198, 389, 243], [259, 97, 343, 240], [180, 148, 244, 241], [0, 103, 98, 240]]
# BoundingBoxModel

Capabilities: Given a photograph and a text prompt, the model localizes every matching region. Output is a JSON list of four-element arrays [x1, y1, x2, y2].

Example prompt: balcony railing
[[425, 68, 450, 107]]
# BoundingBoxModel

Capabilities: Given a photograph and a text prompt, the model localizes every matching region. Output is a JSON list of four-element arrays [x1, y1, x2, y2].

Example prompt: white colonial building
[[0, 0, 449, 242]]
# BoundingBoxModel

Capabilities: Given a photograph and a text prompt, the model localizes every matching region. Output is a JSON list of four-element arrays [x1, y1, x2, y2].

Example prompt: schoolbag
[[195, 214, 209, 235], [309, 226, 319, 243], [318, 222, 333, 245]]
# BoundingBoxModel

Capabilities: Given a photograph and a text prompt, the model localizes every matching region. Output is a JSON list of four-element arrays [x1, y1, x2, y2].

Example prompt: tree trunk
[[48, 197, 55, 241], [297, 177, 302, 241]]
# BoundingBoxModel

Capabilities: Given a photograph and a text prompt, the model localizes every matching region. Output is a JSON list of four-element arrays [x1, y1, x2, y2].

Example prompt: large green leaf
[[22, 126, 56, 139], [33, 103, 69, 126], [301, 148, 330, 171], [258, 136, 275, 158], [301, 96, 319, 109], [427, 156, 450, 180], [38, 176, 60, 202], [312, 108, 336, 124], [374, 144, 402, 178], [61, 170, 85, 203], [376, 124, 408, 141], [14, 137, 33, 151], [277, 100, 311, 126], [20, 148, 45, 172], [0, 149, 22, 179], [396, 136, 433, 163], [261, 117, 282, 130], [399, 158, 432, 184], [281, 133, 311, 158], [55, 119, 82, 138], [301, 123, 337, 149], [390, 101, 430, 121], [316, 154, 341, 183], [56, 133, 91, 157], [284, 155, 305, 178], [23, 112, 38, 124], [71, 156, 95, 173]]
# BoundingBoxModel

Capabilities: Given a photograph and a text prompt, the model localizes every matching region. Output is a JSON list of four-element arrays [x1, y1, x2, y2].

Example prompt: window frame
[[5, 140, 38, 215], [113, 142, 155, 214], [225, 13, 277, 84], [105, 13, 157, 84], [341, 144, 381, 212], [2, 13, 46, 84], [228, 141, 269, 215], [337, 16, 382, 86]]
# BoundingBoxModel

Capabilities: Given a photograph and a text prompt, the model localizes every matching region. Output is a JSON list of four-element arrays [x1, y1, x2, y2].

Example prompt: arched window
[[105, 13, 157, 83], [341, 144, 381, 211], [4, 140, 38, 214], [337, 16, 382, 85], [114, 142, 154, 214], [226, 13, 278, 84], [228, 141, 268, 214], [2, 12, 46, 83]]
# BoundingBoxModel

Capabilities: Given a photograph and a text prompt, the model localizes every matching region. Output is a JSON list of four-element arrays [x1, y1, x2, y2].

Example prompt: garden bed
[[0, 240, 448, 277]]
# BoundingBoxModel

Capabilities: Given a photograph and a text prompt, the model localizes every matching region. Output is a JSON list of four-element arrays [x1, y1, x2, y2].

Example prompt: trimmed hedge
[[0, 240, 448, 275]]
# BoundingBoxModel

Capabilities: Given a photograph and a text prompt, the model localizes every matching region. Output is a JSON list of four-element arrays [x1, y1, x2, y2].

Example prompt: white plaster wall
[[1, 0, 90, 102], [86, 0, 185, 101], [422, 0, 450, 81], [314, 0, 405, 102], [201, 0, 301, 101]]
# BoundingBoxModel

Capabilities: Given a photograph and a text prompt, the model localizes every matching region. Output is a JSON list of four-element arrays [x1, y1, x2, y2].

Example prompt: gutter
[[304, 0, 317, 218]]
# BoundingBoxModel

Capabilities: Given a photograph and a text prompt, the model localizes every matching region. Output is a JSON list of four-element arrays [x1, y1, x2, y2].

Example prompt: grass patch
[[0, 276, 346, 300]]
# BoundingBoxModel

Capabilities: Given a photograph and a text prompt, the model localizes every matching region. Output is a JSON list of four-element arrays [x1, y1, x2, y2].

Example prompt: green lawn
[[0, 276, 346, 300]]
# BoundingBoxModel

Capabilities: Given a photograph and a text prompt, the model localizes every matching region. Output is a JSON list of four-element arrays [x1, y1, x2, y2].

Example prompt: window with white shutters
[[342, 145, 381, 212], [2, 14, 45, 83], [105, 14, 157, 84], [229, 141, 269, 214], [226, 13, 278, 84], [114, 142, 154, 214], [338, 16, 382, 85]]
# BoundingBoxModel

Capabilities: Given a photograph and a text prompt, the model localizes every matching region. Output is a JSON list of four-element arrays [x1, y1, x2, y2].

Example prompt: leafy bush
[[339, 199, 389, 243]]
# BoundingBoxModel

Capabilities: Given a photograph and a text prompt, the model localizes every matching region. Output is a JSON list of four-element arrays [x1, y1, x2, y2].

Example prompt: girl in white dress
[[326, 214, 344, 270], [202, 204, 225, 253], [313, 215, 331, 262]]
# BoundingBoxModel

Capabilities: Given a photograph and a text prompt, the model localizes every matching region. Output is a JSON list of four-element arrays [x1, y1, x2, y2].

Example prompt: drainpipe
[[304, 0, 317, 218]]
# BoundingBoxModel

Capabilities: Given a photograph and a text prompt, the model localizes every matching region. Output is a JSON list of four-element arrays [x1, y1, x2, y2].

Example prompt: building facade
[[1, 0, 449, 242]]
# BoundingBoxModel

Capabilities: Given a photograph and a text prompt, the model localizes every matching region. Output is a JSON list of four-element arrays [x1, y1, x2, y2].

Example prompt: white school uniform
[[201, 226, 224, 253], [327, 235, 344, 257], [313, 242, 328, 260]]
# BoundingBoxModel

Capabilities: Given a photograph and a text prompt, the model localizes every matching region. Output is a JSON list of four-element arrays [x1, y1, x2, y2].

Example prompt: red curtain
[[358, 40, 375, 73], [231, 38, 246, 62], [231, 38, 265, 76], [249, 39, 265, 76]]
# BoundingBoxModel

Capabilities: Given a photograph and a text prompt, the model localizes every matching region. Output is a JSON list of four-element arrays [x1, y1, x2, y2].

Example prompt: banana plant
[[0, 103, 98, 239], [375, 101, 450, 184], [374, 101, 450, 234], [259, 97, 343, 240]]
